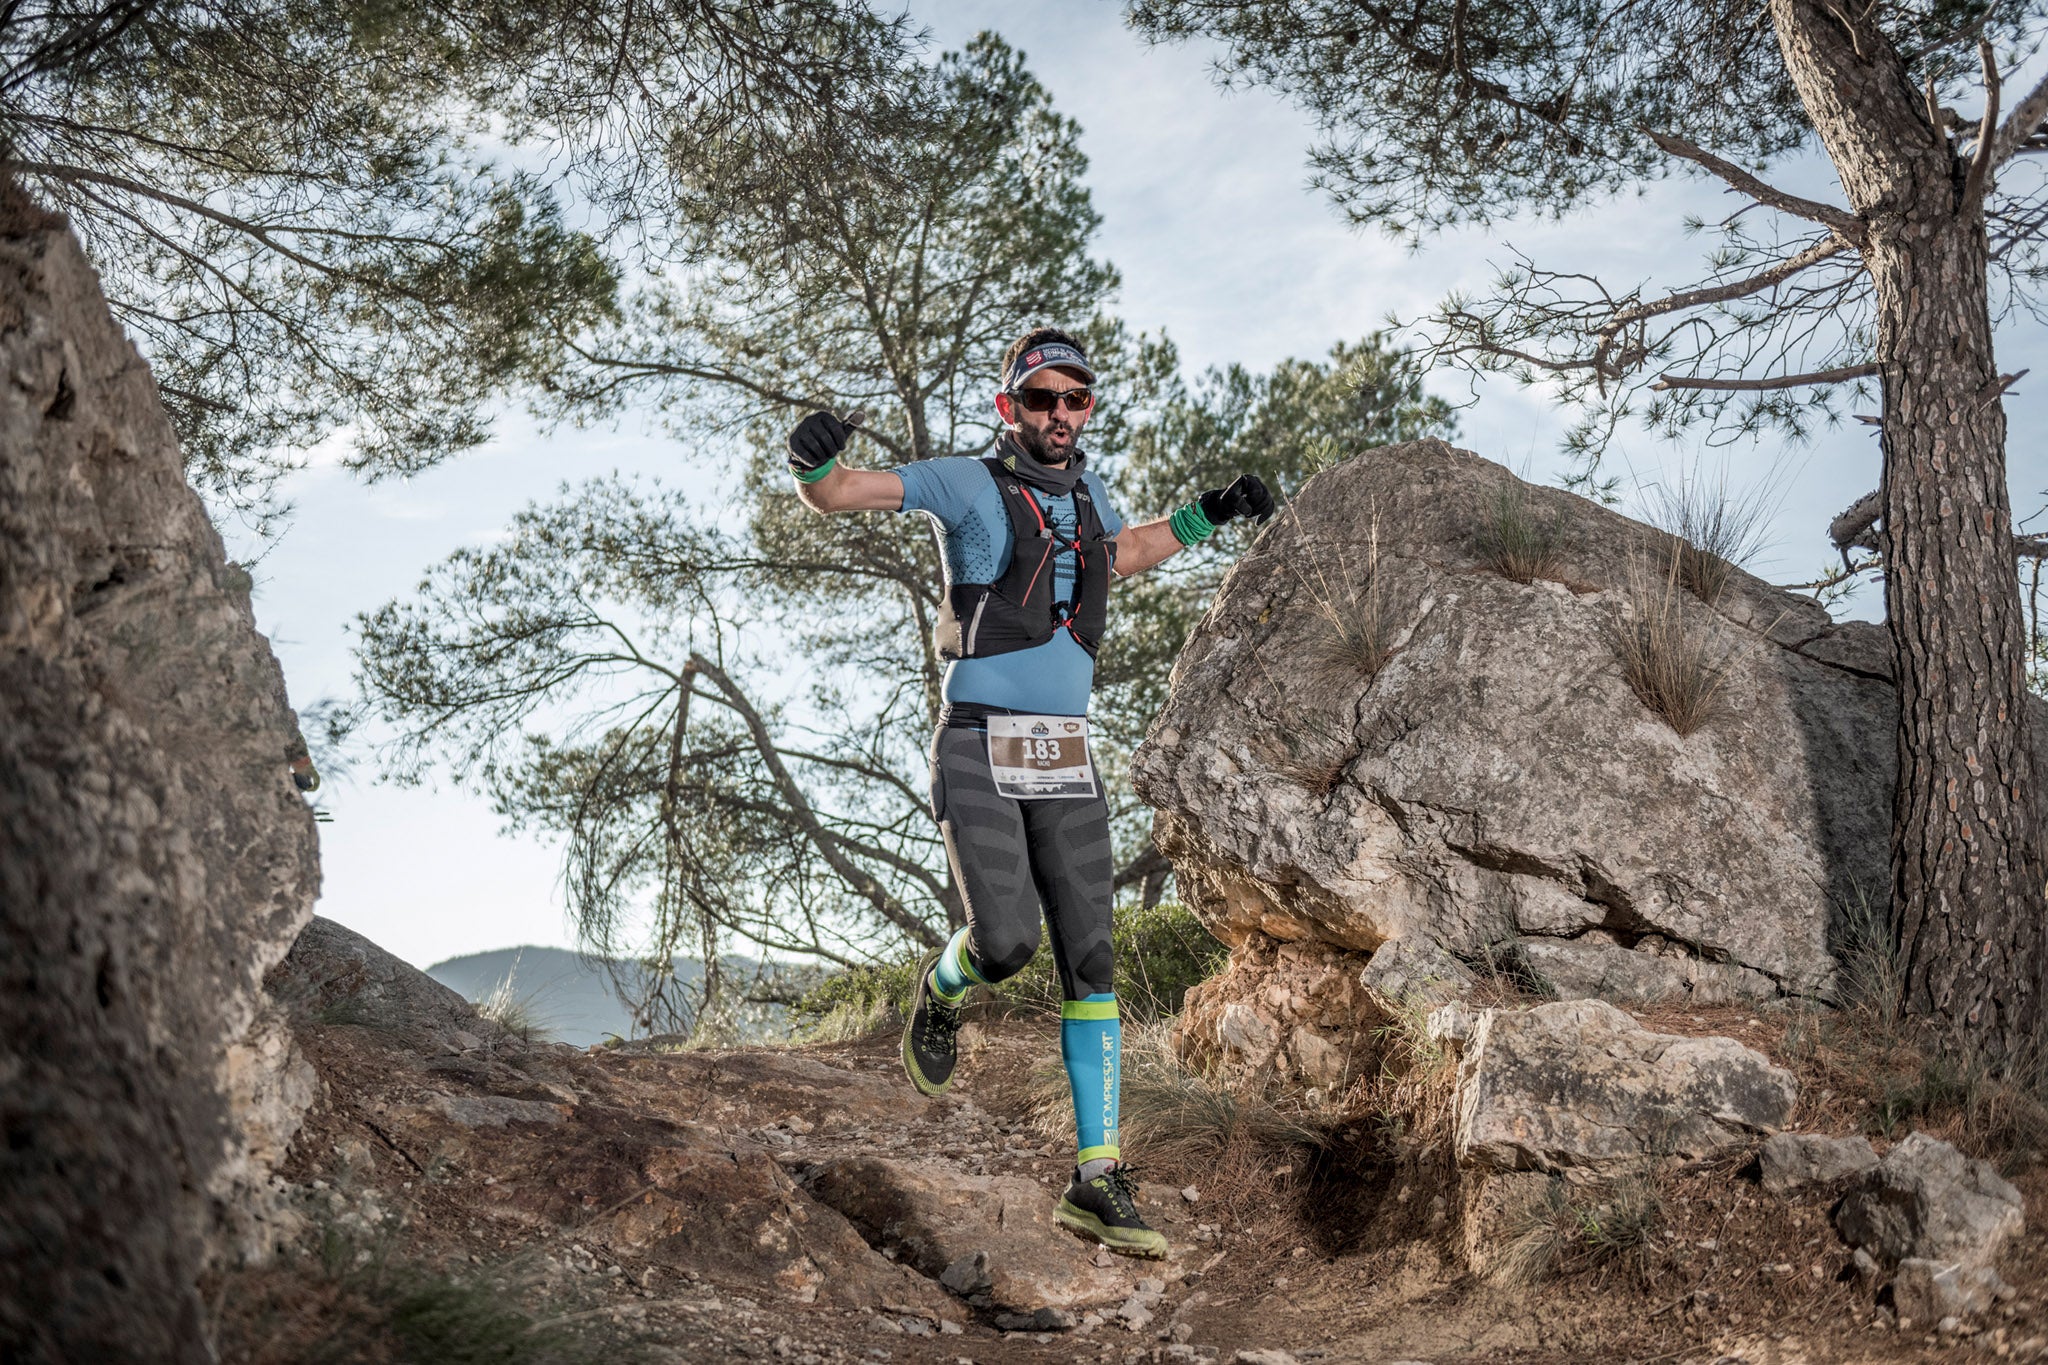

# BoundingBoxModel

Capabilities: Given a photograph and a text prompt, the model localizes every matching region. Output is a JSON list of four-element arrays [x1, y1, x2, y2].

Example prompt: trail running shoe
[[900, 960, 962, 1096], [1055, 1165, 1169, 1259]]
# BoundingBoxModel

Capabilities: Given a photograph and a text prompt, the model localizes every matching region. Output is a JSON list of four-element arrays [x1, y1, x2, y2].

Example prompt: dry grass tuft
[[1641, 458, 1778, 604], [1610, 543, 1737, 736], [1287, 505, 1398, 684], [1479, 476, 1569, 584], [474, 961, 552, 1043], [1494, 1170, 1668, 1288]]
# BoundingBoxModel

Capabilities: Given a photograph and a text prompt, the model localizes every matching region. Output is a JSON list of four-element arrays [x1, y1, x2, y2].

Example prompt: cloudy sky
[[237, 2, 2048, 970]]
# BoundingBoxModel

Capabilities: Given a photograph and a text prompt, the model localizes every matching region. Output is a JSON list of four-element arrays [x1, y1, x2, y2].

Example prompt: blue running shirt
[[896, 456, 1125, 717]]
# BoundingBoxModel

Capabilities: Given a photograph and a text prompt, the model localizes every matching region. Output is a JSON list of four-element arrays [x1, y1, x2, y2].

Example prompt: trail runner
[[787, 328, 1272, 1258]]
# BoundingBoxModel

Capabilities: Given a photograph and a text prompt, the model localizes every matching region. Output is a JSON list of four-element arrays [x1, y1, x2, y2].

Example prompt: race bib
[[986, 715, 1096, 799]]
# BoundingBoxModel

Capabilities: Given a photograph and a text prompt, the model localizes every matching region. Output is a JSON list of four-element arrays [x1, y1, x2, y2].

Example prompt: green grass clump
[[1480, 477, 1569, 584]]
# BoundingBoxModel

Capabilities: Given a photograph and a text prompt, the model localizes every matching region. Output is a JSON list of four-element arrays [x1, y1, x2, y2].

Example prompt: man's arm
[[797, 461, 905, 513], [1111, 517, 1185, 576], [1110, 475, 1277, 579]]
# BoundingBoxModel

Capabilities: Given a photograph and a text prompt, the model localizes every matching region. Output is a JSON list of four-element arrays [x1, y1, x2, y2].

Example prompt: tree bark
[[1774, 0, 2047, 1060]]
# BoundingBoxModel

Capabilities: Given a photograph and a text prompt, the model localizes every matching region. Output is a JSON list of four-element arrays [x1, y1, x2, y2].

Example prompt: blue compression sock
[[1062, 994, 1122, 1164], [929, 926, 983, 1004]]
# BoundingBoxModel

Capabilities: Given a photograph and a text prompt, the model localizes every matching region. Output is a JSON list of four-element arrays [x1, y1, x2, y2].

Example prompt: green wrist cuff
[[1169, 501, 1216, 546], [791, 455, 837, 484]]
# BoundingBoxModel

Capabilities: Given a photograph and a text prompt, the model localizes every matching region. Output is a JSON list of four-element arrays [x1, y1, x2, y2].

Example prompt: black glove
[[1198, 474, 1275, 527], [787, 411, 849, 473]]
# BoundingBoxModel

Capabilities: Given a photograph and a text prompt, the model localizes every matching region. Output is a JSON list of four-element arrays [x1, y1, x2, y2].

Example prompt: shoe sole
[[899, 1018, 953, 1097], [1054, 1198, 1169, 1259], [899, 954, 954, 1097]]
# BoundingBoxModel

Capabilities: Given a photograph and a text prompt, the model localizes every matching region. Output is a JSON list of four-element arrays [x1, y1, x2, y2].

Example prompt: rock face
[[1134, 439, 1950, 1075], [1435, 1000, 1797, 1173], [0, 206, 319, 1363], [1835, 1131, 2025, 1271]]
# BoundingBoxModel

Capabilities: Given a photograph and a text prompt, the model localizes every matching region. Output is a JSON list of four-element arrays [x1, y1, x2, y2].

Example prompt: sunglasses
[[1010, 386, 1095, 414]]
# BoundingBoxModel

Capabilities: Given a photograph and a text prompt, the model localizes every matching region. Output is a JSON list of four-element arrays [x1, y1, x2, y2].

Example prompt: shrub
[[1480, 476, 1570, 584], [992, 899, 1227, 1022], [786, 953, 927, 1041], [1611, 543, 1736, 736]]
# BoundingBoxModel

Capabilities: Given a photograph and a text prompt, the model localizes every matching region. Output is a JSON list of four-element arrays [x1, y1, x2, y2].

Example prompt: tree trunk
[[1774, 0, 2046, 1059]]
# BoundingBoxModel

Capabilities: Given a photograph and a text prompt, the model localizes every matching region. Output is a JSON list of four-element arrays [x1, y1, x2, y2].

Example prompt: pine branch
[[1643, 130, 1866, 244], [1965, 36, 2000, 208], [1650, 361, 1877, 392], [1991, 67, 2048, 170]]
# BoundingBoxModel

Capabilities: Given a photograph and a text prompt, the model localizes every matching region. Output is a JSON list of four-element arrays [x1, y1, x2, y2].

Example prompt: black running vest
[[932, 458, 1116, 661]]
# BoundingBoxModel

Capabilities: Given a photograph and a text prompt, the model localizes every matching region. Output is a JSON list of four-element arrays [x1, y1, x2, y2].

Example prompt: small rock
[[1758, 1132, 1879, 1195], [992, 1307, 1076, 1332], [939, 1252, 992, 1297], [938, 1320, 963, 1336], [1235, 1352, 1301, 1365], [1138, 1277, 1166, 1296], [1170, 1322, 1196, 1343], [1181, 1187, 1201, 1204], [1119, 1301, 1156, 1331], [1092, 1246, 1116, 1268], [866, 1318, 902, 1335]]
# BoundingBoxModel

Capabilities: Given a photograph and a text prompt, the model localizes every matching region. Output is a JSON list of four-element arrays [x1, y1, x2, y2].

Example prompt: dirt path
[[213, 1005, 2048, 1365]]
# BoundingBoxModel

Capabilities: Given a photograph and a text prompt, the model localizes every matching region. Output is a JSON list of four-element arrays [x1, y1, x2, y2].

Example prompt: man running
[[785, 328, 1272, 1258]]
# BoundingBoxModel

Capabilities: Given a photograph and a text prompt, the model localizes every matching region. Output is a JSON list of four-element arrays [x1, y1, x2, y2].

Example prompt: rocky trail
[[203, 920, 2048, 1365]]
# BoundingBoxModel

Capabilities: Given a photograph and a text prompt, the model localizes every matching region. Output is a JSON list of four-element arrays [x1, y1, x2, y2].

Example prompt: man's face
[[995, 365, 1094, 465]]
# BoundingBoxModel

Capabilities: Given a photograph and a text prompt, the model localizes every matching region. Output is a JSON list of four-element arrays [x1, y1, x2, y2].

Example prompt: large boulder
[[1435, 999, 1797, 1173], [1135, 439, 1946, 1075], [0, 205, 319, 1363]]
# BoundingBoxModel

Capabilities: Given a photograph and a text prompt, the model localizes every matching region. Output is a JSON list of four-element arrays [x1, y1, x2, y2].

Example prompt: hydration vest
[[933, 458, 1116, 661]]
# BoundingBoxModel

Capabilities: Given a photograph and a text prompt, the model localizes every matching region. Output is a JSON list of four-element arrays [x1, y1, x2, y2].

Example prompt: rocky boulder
[[0, 204, 319, 1363], [269, 915, 505, 1057], [1135, 439, 1950, 1076], [1434, 1000, 1797, 1172], [1835, 1131, 2024, 1271]]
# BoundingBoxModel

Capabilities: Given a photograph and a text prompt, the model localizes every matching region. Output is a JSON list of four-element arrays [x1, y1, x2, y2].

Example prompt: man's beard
[[1016, 420, 1074, 465]]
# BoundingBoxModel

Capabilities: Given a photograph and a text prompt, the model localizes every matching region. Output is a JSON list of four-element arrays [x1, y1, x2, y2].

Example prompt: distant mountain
[[424, 946, 798, 1047]]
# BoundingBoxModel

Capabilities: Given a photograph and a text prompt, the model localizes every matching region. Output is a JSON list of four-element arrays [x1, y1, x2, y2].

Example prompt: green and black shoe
[[900, 963, 962, 1096], [1055, 1165, 1169, 1259]]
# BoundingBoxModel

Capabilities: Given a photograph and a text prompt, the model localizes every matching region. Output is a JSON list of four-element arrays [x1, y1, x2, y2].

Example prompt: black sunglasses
[[1010, 386, 1095, 414]]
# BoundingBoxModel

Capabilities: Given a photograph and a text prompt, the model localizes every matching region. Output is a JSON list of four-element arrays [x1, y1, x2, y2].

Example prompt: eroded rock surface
[[1133, 439, 1984, 1073], [804, 1156, 1130, 1312], [1437, 1000, 1797, 1172], [0, 207, 319, 1363]]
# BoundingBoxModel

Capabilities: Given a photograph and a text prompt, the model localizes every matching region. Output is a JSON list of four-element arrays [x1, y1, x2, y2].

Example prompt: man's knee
[[1064, 940, 1113, 1001], [972, 923, 1041, 984]]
